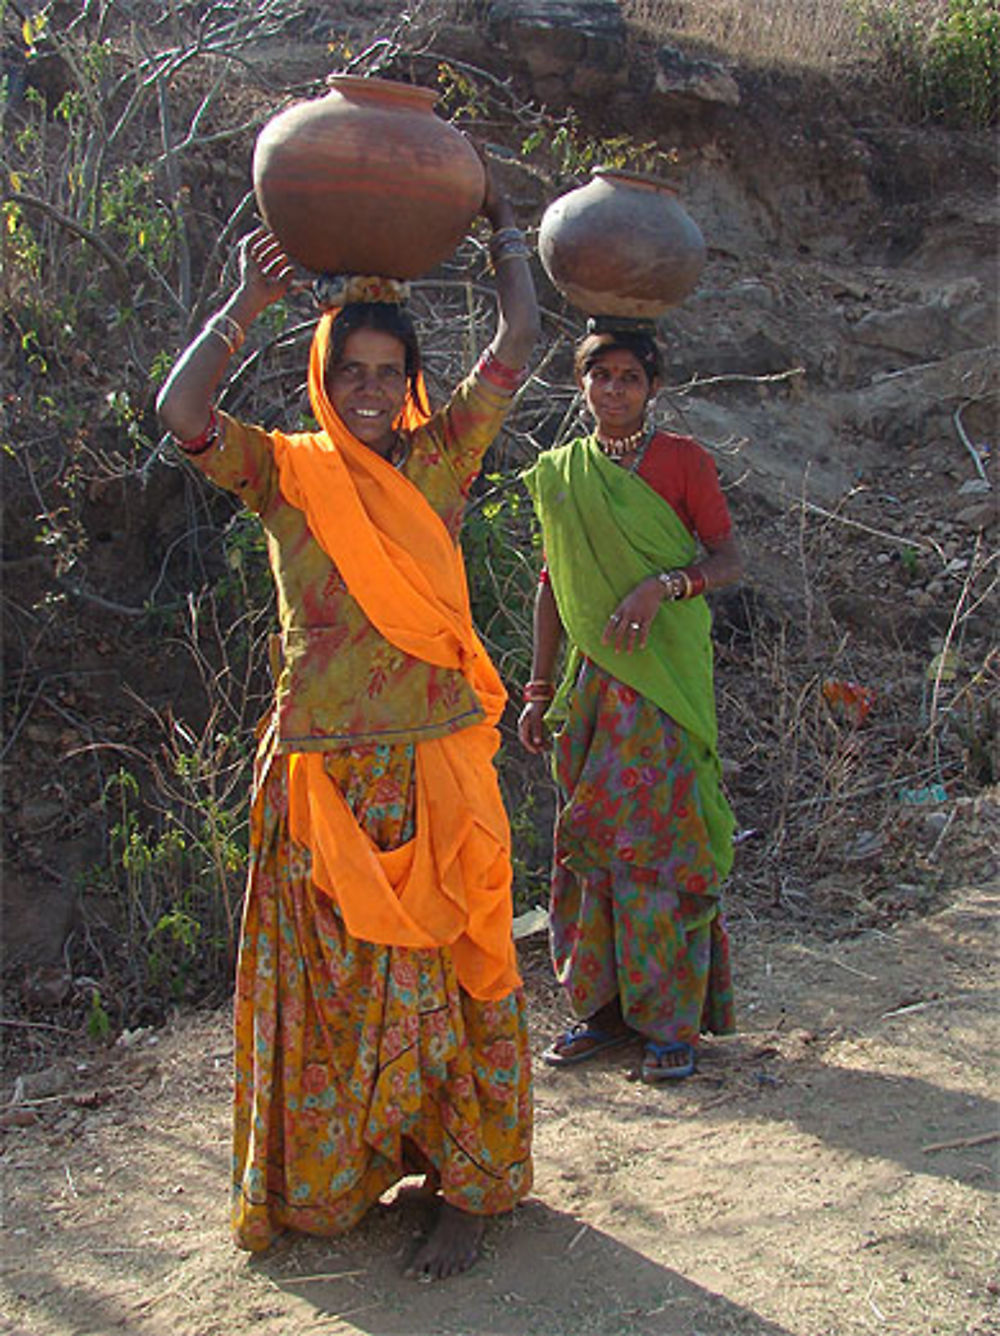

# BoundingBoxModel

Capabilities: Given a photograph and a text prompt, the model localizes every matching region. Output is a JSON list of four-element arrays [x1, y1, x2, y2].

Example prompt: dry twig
[[923, 1131, 999, 1154]]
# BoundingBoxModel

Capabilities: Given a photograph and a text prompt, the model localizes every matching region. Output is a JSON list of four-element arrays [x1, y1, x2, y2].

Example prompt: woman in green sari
[[519, 326, 741, 1081]]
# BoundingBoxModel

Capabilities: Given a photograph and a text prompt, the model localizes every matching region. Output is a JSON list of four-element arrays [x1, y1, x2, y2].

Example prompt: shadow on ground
[[251, 1195, 795, 1335]]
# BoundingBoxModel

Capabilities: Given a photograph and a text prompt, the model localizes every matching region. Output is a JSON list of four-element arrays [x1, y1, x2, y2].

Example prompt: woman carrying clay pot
[[156, 167, 539, 1278], [519, 323, 740, 1082]]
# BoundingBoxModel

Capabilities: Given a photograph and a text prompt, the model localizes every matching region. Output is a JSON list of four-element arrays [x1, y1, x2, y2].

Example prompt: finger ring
[[610, 613, 621, 624], [629, 620, 641, 630]]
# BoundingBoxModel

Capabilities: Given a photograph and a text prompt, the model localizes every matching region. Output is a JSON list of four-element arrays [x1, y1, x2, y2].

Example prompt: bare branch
[[5, 192, 131, 293]]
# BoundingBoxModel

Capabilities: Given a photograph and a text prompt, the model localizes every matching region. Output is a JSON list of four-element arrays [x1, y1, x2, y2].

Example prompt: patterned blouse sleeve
[[176, 411, 280, 517], [412, 357, 519, 498]]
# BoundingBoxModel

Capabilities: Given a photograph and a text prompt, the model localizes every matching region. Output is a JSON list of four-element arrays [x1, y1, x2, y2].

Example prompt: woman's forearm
[[530, 580, 563, 683], [490, 258, 540, 371], [695, 535, 742, 592], [156, 291, 259, 441], [518, 579, 562, 753], [483, 194, 540, 372]]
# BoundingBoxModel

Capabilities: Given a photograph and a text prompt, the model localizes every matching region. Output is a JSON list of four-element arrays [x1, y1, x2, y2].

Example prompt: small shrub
[[86, 990, 111, 1042], [854, 0, 999, 128], [90, 760, 249, 1013]]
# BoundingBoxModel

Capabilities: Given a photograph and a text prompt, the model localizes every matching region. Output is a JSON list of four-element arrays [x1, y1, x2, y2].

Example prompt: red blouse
[[538, 430, 731, 584], [636, 430, 732, 542]]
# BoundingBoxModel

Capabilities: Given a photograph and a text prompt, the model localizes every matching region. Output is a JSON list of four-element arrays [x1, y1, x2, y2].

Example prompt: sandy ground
[[2, 886, 997, 1336]]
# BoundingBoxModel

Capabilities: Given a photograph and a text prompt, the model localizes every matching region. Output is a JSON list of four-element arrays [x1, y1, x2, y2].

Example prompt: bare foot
[[404, 1201, 485, 1281]]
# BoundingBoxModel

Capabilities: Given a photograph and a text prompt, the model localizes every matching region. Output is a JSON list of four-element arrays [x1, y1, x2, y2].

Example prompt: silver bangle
[[657, 570, 683, 599], [489, 226, 525, 250], [492, 247, 532, 268]]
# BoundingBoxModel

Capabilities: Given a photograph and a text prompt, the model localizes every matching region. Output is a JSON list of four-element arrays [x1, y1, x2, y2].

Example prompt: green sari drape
[[523, 436, 734, 881]]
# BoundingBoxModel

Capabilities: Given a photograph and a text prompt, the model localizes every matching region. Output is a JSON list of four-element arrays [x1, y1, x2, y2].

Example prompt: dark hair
[[573, 329, 662, 388], [325, 302, 429, 414]]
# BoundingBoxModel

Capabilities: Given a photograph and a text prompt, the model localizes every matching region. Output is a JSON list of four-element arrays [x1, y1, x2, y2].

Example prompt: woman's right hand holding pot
[[230, 227, 295, 327], [157, 228, 295, 442]]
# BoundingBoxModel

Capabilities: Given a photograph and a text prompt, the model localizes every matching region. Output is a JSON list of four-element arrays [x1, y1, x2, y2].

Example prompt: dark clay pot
[[538, 168, 706, 318], [252, 76, 486, 279]]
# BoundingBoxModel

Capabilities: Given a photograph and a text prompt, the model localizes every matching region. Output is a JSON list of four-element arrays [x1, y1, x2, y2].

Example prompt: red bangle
[[687, 566, 707, 597], [477, 347, 526, 393], [523, 679, 554, 703], [657, 566, 707, 600], [175, 408, 219, 455]]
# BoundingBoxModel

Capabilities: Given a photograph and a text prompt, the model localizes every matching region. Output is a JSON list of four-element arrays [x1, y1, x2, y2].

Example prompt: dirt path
[[2, 886, 996, 1336]]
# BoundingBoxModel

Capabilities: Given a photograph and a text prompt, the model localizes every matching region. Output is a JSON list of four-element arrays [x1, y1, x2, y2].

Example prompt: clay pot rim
[[592, 166, 682, 194], [324, 73, 438, 111]]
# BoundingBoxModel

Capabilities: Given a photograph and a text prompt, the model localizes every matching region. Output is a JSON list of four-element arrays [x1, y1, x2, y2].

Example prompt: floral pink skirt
[[550, 662, 734, 1045]]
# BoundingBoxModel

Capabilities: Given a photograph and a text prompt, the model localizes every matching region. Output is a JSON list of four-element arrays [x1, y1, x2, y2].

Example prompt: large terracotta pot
[[252, 76, 486, 278], [538, 168, 706, 318]]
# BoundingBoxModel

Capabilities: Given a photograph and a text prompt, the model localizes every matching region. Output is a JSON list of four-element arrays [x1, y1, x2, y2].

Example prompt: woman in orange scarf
[[156, 167, 539, 1278]]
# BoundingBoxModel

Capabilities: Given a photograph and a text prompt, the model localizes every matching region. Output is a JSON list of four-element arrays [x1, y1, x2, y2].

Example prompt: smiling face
[[326, 327, 408, 456], [578, 347, 655, 439]]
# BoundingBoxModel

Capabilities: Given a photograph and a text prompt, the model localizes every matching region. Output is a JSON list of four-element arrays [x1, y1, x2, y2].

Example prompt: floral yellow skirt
[[232, 739, 533, 1252]]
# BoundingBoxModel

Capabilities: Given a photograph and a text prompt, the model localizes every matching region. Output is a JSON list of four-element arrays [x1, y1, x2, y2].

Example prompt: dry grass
[[621, 0, 920, 72]]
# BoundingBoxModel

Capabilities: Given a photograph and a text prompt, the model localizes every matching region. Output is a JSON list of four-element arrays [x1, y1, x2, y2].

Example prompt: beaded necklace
[[596, 425, 647, 459], [595, 424, 653, 461]]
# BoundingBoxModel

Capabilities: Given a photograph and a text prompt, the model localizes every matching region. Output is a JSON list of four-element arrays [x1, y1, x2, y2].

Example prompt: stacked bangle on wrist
[[476, 347, 526, 392], [522, 679, 555, 703], [656, 567, 707, 600], [656, 569, 686, 600], [204, 311, 245, 356], [174, 407, 220, 455], [489, 225, 532, 271]]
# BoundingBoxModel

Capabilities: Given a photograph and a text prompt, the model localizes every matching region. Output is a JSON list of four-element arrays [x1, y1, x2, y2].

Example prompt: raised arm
[[156, 229, 293, 442], [479, 159, 541, 373]]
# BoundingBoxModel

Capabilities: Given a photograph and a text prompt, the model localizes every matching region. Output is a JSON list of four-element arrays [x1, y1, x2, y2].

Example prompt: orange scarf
[[269, 312, 519, 1000]]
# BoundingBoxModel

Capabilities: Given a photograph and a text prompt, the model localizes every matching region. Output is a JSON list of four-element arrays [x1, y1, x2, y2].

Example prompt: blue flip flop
[[542, 1021, 634, 1067], [641, 1040, 696, 1082]]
